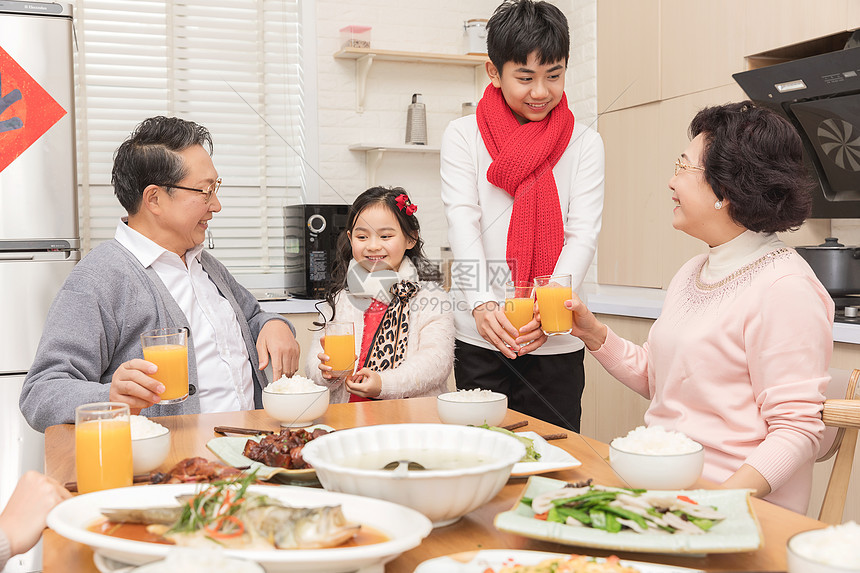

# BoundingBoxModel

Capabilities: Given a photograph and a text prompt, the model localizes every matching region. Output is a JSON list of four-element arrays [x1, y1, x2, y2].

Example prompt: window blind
[[74, 0, 305, 279]]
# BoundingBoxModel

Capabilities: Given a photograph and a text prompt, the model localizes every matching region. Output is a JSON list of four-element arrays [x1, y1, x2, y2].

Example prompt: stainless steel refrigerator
[[0, 2, 78, 571]]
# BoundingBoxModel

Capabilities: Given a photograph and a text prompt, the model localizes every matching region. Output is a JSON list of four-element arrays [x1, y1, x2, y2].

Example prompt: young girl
[[306, 186, 455, 402]]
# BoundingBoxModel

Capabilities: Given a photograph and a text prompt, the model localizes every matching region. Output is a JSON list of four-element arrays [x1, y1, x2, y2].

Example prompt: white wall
[[311, 0, 598, 275]]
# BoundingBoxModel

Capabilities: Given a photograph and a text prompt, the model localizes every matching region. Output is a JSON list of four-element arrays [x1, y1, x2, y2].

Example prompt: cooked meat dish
[[242, 428, 330, 469]]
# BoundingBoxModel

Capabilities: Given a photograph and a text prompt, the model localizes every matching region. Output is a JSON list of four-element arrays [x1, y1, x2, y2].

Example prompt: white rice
[[790, 521, 860, 568], [441, 389, 503, 402], [267, 374, 326, 394], [129, 415, 168, 440], [611, 425, 700, 455]]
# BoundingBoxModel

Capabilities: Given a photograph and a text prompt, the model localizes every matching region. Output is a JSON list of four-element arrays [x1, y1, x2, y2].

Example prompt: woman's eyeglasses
[[674, 159, 704, 177], [158, 178, 222, 203]]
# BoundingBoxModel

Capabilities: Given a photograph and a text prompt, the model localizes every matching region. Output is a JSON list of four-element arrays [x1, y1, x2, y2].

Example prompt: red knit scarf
[[477, 83, 574, 285]]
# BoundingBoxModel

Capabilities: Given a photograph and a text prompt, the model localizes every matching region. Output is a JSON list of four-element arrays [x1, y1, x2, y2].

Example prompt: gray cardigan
[[19, 240, 294, 432]]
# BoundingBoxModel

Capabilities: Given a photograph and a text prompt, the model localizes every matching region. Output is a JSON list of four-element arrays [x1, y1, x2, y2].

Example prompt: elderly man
[[20, 116, 300, 432]]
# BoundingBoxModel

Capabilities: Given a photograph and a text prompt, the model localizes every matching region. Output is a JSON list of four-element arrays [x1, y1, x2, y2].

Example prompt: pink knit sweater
[[592, 232, 834, 513]]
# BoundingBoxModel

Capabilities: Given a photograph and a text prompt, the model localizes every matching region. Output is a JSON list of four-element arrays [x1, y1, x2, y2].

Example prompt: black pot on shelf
[[796, 237, 860, 296]]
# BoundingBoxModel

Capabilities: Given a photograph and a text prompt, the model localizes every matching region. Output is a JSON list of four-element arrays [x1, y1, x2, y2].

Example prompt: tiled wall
[[312, 0, 598, 279]]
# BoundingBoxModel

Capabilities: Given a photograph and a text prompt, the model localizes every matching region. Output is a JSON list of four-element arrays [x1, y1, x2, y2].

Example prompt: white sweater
[[305, 282, 455, 403], [440, 114, 605, 354]]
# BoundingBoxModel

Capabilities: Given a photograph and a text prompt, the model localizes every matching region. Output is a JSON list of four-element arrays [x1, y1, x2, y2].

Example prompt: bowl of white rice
[[130, 415, 171, 474], [609, 425, 704, 490], [263, 374, 330, 428], [787, 522, 860, 572], [436, 389, 507, 427]]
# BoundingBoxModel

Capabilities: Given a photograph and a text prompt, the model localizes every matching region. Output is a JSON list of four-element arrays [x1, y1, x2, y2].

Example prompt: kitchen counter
[[587, 284, 860, 345], [254, 285, 860, 344]]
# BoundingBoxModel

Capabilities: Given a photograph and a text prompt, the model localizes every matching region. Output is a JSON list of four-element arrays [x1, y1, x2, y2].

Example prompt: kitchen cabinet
[[333, 47, 487, 112]]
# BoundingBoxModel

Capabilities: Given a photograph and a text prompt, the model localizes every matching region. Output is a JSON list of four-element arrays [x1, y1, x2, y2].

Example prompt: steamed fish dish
[[99, 473, 359, 549]]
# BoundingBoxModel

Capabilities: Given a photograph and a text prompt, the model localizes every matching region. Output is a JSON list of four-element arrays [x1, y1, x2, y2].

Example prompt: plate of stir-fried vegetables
[[494, 476, 761, 554]]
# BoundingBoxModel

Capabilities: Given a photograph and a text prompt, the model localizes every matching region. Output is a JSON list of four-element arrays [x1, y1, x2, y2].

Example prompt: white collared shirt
[[115, 221, 254, 412]]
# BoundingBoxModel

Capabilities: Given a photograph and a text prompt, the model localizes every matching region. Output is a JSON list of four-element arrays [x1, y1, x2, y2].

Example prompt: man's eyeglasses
[[674, 159, 704, 177], [159, 178, 222, 203]]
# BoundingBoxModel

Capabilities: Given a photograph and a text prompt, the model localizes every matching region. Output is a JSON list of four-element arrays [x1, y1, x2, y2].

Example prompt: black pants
[[453, 340, 585, 432]]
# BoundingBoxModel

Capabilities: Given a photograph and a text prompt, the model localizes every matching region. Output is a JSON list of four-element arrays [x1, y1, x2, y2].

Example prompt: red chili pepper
[[677, 495, 698, 504], [533, 511, 549, 520], [204, 514, 245, 539]]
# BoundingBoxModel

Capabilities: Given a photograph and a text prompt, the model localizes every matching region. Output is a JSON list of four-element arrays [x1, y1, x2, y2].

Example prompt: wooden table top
[[43, 397, 826, 572]]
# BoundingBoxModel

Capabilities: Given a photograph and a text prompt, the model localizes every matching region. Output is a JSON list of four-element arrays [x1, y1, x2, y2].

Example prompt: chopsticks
[[501, 420, 567, 441], [213, 425, 275, 436], [64, 474, 151, 493]]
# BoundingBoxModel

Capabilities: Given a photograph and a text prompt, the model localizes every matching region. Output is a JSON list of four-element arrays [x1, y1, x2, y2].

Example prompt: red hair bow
[[395, 193, 418, 216]]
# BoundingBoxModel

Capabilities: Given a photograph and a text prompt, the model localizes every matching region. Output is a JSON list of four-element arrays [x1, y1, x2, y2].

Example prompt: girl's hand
[[316, 351, 335, 379], [346, 368, 382, 398], [0, 471, 71, 557], [564, 293, 607, 351]]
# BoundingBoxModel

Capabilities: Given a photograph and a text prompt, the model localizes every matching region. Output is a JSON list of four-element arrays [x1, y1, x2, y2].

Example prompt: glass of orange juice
[[141, 327, 189, 404], [75, 402, 133, 494], [324, 321, 356, 374], [534, 274, 573, 335], [504, 280, 535, 336]]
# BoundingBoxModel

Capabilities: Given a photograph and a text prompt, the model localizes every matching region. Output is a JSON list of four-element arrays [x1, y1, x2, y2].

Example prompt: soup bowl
[[301, 423, 525, 527]]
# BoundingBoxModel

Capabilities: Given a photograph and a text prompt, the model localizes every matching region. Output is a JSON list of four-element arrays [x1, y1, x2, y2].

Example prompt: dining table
[[42, 396, 828, 572]]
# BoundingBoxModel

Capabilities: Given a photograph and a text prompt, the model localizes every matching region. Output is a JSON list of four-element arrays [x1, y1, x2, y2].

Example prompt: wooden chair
[[817, 368, 860, 524]]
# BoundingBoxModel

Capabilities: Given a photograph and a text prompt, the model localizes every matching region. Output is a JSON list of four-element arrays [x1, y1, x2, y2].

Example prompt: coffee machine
[[284, 204, 350, 299]]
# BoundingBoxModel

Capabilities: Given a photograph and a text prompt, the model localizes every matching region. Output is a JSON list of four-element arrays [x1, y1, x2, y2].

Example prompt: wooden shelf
[[334, 47, 487, 66], [349, 143, 441, 187], [334, 47, 488, 112]]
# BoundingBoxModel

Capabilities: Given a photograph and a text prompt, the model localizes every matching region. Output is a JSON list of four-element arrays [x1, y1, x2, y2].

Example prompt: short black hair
[[689, 101, 814, 233], [111, 116, 213, 214], [486, 0, 570, 73]]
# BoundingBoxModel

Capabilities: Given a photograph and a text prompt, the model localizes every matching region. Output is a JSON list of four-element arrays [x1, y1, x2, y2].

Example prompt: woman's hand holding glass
[[563, 293, 608, 351]]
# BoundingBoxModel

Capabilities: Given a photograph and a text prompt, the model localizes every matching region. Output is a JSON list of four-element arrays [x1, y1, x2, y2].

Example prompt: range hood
[[733, 31, 860, 218]]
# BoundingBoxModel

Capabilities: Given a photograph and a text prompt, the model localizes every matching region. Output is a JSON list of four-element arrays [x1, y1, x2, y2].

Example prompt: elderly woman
[[567, 101, 834, 513]]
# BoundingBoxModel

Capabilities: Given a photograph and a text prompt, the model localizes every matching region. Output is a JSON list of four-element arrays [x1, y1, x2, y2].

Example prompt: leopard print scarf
[[362, 280, 420, 371]]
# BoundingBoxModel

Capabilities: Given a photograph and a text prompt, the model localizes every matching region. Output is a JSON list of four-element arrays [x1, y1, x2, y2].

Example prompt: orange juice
[[505, 297, 534, 332], [535, 285, 573, 334], [325, 333, 356, 372], [143, 343, 189, 402], [75, 419, 133, 493]]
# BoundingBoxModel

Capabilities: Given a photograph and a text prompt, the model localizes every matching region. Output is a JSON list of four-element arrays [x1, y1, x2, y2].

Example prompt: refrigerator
[[0, 2, 78, 572]]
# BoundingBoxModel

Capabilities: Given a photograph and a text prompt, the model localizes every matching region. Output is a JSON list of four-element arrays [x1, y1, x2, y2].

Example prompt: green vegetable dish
[[522, 481, 725, 535], [477, 424, 541, 463]]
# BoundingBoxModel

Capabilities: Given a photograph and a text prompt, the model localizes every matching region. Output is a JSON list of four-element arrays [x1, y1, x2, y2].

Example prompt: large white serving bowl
[[609, 442, 704, 490], [787, 527, 860, 573], [436, 391, 507, 426], [47, 483, 432, 573], [262, 385, 329, 427], [131, 428, 171, 474], [301, 423, 526, 527]]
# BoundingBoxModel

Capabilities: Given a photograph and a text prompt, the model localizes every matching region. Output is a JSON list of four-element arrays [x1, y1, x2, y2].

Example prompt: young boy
[[440, 0, 604, 432]]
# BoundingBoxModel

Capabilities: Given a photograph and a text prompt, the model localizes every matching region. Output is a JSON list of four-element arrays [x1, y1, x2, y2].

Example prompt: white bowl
[[262, 385, 329, 427], [436, 391, 507, 426], [301, 423, 525, 527], [787, 527, 860, 573], [609, 442, 704, 490], [131, 430, 171, 474]]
